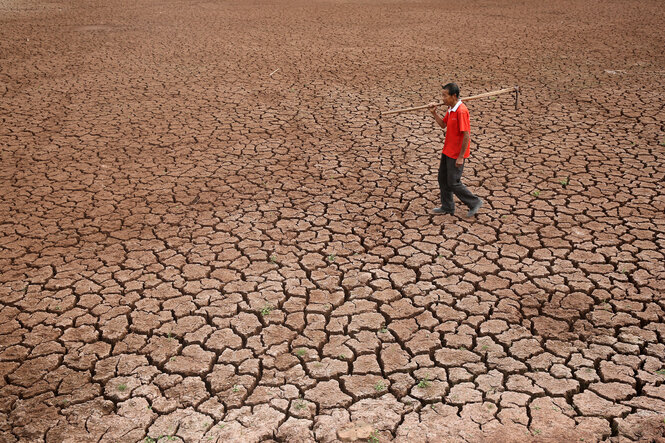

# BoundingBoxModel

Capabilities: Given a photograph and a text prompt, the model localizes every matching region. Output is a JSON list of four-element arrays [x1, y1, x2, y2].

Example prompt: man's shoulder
[[457, 102, 470, 114]]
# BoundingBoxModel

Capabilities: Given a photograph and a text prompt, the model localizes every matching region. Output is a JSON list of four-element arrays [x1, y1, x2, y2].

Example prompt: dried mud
[[1, 0, 664, 442]]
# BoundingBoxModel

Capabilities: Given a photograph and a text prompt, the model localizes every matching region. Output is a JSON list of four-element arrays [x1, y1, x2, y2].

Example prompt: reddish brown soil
[[1, 0, 665, 442]]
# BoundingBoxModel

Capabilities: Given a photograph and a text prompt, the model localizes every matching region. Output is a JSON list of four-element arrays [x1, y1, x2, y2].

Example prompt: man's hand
[[456, 131, 470, 167], [430, 104, 445, 129]]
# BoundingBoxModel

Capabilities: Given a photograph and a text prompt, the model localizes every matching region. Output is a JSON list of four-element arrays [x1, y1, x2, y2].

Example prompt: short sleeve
[[458, 108, 470, 132]]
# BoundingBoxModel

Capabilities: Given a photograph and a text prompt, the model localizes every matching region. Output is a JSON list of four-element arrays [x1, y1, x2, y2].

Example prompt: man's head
[[442, 83, 460, 107]]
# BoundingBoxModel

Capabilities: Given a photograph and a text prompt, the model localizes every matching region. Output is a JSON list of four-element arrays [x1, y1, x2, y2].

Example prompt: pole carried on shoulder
[[380, 86, 519, 117]]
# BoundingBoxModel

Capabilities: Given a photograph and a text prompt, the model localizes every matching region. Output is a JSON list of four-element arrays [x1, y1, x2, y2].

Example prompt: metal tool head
[[514, 86, 520, 110]]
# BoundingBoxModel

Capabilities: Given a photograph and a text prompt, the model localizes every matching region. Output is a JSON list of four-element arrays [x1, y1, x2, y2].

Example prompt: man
[[428, 83, 483, 217]]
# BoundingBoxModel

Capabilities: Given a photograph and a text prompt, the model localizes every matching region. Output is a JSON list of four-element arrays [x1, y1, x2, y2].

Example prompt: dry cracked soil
[[1, 0, 665, 442]]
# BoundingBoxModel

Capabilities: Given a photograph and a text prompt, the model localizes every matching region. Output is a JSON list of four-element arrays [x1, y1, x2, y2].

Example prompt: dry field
[[1, 0, 665, 441]]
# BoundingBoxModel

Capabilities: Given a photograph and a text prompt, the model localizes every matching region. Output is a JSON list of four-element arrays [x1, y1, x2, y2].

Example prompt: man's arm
[[428, 104, 446, 129], [456, 131, 470, 167]]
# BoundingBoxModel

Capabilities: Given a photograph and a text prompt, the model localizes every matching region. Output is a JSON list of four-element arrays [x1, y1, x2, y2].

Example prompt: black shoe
[[432, 207, 454, 215], [466, 199, 483, 217]]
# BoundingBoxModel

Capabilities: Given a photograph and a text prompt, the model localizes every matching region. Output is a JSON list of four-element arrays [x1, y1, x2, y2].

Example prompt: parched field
[[1, 0, 664, 441]]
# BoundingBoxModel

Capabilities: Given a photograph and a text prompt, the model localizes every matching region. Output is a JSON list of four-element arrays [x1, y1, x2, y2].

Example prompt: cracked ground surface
[[1, 0, 665, 441]]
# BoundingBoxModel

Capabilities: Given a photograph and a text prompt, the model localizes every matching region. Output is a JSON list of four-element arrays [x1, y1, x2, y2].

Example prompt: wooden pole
[[380, 86, 519, 117]]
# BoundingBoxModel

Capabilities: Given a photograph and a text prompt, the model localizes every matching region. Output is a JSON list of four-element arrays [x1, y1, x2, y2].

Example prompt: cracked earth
[[1, 0, 665, 442]]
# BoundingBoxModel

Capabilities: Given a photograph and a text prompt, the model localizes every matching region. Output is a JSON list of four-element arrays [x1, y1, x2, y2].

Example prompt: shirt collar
[[448, 100, 462, 113]]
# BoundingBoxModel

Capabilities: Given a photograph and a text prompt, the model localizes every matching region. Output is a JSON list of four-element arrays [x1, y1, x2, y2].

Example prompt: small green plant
[[487, 403, 494, 409], [167, 332, 173, 340], [260, 305, 273, 316], [55, 305, 61, 311], [655, 369, 665, 375], [327, 254, 336, 262], [144, 438, 156, 443], [459, 345, 466, 350], [337, 354, 347, 360], [117, 384, 127, 392], [294, 398, 307, 410], [533, 429, 541, 435], [533, 406, 540, 410], [379, 327, 388, 333], [295, 349, 307, 357], [481, 345, 488, 351], [232, 384, 240, 393], [374, 382, 386, 392], [217, 423, 226, 429], [417, 375, 430, 389], [368, 429, 380, 443], [430, 404, 437, 410], [559, 177, 569, 187], [531, 190, 540, 197], [170, 356, 176, 362], [269, 254, 277, 263]]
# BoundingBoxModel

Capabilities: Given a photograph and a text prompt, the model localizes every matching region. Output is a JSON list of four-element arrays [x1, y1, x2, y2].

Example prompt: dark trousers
[[438, 154, 481, 213]]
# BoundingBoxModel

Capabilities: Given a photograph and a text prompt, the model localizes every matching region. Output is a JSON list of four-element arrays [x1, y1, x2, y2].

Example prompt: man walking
[[428, 83, 483, 217]]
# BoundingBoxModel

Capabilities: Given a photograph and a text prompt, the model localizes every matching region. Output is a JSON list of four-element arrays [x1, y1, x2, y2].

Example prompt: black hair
[[442, 83, 460, 98]]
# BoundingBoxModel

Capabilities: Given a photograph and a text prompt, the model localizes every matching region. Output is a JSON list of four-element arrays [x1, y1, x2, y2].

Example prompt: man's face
[[442, 89, 457, 107]]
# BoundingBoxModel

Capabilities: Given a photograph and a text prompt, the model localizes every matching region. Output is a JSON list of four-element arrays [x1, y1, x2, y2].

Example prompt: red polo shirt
[[442, 101, 471, 159]]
